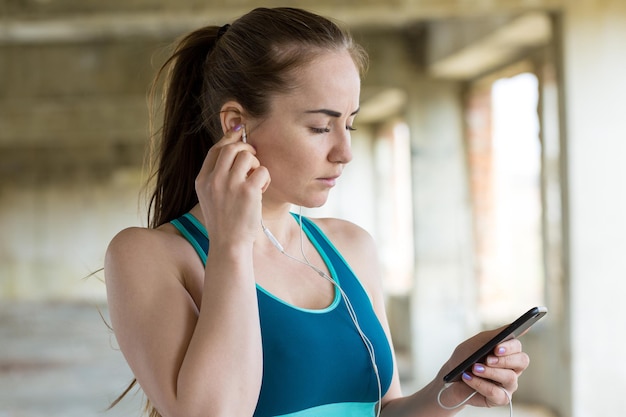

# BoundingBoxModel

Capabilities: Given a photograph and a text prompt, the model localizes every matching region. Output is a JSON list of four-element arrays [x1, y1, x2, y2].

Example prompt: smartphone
[[443, 306, 548, 383]]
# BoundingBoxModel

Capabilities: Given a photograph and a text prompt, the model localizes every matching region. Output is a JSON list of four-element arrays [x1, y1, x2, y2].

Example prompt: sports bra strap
[[171, 213, 208, 265]]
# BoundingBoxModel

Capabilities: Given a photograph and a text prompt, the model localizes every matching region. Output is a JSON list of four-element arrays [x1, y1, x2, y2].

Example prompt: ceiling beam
[[427, 12, 553, 80], [0, 1, 564, 45]]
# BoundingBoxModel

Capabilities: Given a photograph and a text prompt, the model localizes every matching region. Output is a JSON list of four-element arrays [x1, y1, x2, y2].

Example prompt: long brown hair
[[146, 6, 368, 229], [113, 7, 368, 416]]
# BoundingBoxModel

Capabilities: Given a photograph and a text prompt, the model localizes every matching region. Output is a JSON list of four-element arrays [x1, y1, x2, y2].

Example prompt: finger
[[495, 338, 523, 355], [228, 149, 272, 193], [212, 142, 258, 180], [462, 372, 515, 407], [221, 124, 245, 143], [470, 363, 518, 392], [231, 146, 260, 172], [486, 351, 530, 374], [198, 140, 255, 188], [246, 166, 271, 193], [198, 125, 250, 177]]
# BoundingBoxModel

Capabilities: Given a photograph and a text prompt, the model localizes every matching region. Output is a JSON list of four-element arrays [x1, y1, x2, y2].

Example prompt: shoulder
[[104, 224, 203, 331], [307, 217, 381, 291], [310, 217, 377, 255], [104, 224, 190, 288], [105, 226, 175, 266], [106, 226, 159, 253]]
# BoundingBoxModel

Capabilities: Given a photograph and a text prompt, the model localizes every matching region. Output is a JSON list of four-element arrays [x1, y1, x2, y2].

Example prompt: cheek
[[263, 149, 308, 177], [256, 133, 313, 172]]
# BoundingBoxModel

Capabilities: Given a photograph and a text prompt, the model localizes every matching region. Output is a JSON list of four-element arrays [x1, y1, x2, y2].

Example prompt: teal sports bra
[[171, 213, 394, 417]]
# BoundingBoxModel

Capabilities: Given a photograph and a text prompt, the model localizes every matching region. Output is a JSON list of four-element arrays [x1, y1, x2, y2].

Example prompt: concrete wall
[[0, 39, 156, 300], [0, 171, 143, 300]]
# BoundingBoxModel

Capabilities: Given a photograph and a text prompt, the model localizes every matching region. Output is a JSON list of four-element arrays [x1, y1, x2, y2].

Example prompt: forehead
[[271, 51, 361, 114]]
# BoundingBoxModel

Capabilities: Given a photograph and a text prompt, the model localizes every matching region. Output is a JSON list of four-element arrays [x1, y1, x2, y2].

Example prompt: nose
[[328, 129, 353, 164]]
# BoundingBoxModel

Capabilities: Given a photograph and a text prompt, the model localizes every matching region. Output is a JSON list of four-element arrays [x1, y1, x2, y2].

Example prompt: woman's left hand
[[463, 337, 528, 407], [437, 329, 530, 409]]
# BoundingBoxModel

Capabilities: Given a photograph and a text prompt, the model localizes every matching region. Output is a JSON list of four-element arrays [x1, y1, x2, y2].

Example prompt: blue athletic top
[[171, 213, 394, 417]]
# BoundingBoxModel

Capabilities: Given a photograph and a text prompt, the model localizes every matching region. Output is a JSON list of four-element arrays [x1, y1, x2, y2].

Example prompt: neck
[[187, 202, 303, 253], [257, 203, 301, 252]]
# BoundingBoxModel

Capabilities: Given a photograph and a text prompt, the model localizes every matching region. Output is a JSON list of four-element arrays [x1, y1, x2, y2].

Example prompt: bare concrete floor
[[0, 302, 555, 417], [0, 301, 142, 417]]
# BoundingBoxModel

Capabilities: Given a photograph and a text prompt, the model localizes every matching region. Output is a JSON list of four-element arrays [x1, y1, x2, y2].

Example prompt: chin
[[297, 201, 324, 209], [297, 195, 330, 209]]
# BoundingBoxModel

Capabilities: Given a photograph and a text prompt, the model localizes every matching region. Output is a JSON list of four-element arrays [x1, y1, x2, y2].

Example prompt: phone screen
[[443, 306, 548, 383]]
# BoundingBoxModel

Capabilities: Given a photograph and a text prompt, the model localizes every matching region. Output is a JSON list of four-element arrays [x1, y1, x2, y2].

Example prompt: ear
[[220, 101, 246, 134]]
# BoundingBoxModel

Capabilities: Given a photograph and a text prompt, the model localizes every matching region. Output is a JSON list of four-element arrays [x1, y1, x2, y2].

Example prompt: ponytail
[[147, 26, 222, 228]]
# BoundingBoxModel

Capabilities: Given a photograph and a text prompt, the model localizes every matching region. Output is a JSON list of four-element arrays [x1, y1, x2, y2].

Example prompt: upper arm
[[104, 227, 199, 410]]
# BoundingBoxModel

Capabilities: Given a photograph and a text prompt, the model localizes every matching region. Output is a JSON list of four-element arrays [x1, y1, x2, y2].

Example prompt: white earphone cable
[[437, 382, 513, 416], [260, 209, 383, 417]]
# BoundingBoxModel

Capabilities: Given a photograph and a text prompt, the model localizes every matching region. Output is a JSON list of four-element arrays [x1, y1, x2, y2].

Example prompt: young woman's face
[[249, 50, 361, 208]]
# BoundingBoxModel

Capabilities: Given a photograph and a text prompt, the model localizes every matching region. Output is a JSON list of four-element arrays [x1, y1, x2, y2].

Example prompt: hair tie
[[216, 24, 231, 41]]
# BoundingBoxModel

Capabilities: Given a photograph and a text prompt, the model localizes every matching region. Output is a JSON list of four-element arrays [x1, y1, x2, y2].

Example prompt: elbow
[[160, 404, 258, 417], [158, 390, 261, 417], [156, 363, 263, 417]]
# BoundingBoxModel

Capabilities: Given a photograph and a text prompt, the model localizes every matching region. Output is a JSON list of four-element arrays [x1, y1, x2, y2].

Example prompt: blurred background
[[1, 0, 625, 416]]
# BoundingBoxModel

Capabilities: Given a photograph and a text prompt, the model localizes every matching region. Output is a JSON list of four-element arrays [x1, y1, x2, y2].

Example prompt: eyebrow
[[304, 107, 360, 118]]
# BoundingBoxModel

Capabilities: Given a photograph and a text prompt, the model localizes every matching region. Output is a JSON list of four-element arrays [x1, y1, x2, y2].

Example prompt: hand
[[437, 328, 530, 409], [195, 125, 271, 246]]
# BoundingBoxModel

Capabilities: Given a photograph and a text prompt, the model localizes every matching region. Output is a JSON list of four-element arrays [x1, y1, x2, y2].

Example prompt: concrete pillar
[[406, 77, 477, 386], [563, 1, 626, 416], [360, 28, 475, 388]]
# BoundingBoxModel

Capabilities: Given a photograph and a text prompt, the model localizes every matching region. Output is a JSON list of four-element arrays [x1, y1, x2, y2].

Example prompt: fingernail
[[487, 356, 498, 365], [233, 124, 243, 132], [497, 347, 506, 355], [462, 372, 473, 381], [474, 364, 485, 373]]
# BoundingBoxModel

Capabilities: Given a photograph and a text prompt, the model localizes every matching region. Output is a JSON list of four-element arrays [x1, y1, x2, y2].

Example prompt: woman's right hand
[[195, 124, 271, 246], [106, 124, 268, 417]]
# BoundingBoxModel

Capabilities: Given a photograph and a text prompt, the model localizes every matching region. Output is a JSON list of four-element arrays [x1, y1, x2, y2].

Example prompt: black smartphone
[[443, 306, 548, 383]]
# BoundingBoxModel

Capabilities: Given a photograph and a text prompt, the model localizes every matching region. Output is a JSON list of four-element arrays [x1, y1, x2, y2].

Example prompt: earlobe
[[220, 101, 246, 134]]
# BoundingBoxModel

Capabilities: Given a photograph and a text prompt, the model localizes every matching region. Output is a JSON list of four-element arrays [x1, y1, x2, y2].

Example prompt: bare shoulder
[[104, 223, 203, 343], [104, 224, 191, 290], [105, 226, 176, 269], [308, 217, 381, 292], [106, 226, 175, 257], [311, 217, 377, 255], [106, 226, 160, 259]]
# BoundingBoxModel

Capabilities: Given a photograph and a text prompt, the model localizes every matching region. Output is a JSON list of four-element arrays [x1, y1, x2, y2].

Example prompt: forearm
[[175, 243, 263, 417], [381, 380, 463, 417]]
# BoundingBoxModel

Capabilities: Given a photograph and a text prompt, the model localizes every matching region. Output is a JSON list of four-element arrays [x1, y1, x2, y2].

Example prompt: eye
[[310, 127, 331, 134], [346, 126, 357, 131]]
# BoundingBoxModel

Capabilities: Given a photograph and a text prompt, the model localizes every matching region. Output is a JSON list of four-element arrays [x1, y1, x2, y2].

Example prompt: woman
[[105, 7, 529, 417]]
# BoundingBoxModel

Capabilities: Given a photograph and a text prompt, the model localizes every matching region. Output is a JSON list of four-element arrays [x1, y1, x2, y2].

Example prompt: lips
[[317, 175, 340, 187]]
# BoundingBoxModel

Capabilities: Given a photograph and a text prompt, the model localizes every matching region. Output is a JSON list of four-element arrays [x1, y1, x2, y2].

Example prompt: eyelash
[[310, 126, 357, 134]]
